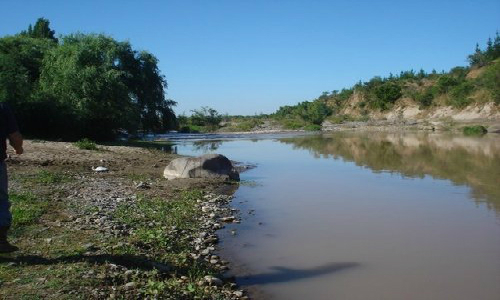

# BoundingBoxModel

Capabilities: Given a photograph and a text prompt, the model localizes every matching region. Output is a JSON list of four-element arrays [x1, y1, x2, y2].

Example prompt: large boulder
[[163, 154, 240, 181]]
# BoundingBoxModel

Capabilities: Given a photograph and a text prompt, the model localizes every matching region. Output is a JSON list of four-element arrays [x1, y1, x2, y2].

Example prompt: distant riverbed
[[171, 131, 500, 300]]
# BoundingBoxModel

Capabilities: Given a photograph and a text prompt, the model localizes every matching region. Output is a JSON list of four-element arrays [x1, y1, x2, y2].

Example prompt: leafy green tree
[[21, 18, 58, 42], [469, 33, 500, 67], [37, 34, 137, 139], [190, 106, 222, 129], [0, 35, 56, 133]]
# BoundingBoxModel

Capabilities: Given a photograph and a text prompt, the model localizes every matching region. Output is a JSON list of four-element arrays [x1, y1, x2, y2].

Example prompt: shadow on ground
[[0, 253, 170, 272]]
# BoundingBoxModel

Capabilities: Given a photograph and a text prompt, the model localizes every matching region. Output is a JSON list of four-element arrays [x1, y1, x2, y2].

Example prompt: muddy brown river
[[172, 131, 500, 300]]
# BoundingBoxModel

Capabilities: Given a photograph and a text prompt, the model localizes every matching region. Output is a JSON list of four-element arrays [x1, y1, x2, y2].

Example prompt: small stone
[[204, 237, 218, 244], [233, 290, 244, 297], [204, 276, 223, 286], [44, 238, 53, 244], [124, 282, 137, 289], [135, 182, 150, 189], [93, 166, 108, 172], [220, 216, 235, 222], [83, 243, 96, 250]]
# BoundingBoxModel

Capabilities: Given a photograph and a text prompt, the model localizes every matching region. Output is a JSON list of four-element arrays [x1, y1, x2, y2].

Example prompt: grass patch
[[463, 125, 488, 135], [115, 191, 201, 234], [73, 138, 98, 150], [10, 192, 48, 226], [111, 190, 231, 298], [35, 170, 70, 184]]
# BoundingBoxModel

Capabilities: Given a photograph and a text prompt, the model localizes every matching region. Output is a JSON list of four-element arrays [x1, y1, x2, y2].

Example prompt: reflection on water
[[174, 131, 500, 300], [279, 132, 500, 214]]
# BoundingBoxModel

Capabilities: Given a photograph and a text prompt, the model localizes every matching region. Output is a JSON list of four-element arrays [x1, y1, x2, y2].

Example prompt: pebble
[[233, 290, 244, 297], [204, 276, 223, 286], [220, 216, 235, 222], [93, 166, 108, 172], [135, 181, 150, 189], [124, 282, 137, 290]]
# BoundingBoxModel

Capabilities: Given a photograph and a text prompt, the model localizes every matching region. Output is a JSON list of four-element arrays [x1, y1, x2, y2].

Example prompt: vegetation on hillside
[[0, 18, 177, 141], [266, 33, 500, 129]]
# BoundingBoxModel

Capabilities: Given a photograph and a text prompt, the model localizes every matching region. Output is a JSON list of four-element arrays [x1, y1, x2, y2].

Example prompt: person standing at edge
[[0, 102, 23, 253]]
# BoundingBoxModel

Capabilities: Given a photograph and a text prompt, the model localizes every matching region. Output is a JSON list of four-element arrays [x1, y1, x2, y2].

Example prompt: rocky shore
[[0, 140, 247, 299], [216, 117, 500, 135]]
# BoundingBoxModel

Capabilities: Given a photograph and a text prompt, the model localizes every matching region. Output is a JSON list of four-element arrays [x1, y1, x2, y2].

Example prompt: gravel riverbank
[[0, 140, 247, 299]]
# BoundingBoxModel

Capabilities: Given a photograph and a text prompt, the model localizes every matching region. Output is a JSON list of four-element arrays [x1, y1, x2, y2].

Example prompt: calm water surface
[[172, 131, 500, 300]]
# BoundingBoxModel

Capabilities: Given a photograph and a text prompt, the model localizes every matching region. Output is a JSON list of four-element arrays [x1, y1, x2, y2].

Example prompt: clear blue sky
[[1, 0, 499, 115]]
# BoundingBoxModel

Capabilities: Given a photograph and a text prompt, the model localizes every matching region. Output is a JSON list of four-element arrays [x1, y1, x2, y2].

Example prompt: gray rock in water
[[163, 154, 239, 181]]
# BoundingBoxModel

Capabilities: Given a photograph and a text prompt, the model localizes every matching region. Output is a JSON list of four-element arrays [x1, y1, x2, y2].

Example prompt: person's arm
[[8, 131, 23, 155]]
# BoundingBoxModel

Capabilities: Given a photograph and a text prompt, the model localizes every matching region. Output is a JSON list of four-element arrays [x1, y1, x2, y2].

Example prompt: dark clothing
[[0, 162, 10, 226], [0, 103, 19, 161]]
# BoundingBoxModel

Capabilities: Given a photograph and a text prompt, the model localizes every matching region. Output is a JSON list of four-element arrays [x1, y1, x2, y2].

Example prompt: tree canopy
[[0, 18, 176, 141]]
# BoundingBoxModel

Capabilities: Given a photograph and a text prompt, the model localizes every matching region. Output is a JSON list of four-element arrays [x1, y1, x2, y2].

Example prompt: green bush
[[178, 124, 203, 133], [74, 138, 98, 150], [280, 118, 307, 129], [275, 100, 331, 125], [190, 107, 222, 128], [304, 124, 322, 131], [414, 89, 434, 107], [463, 125, 488, 135], [371, 82, 402, 110], [477, 61, 500, 104], [436, 75, 460, 93], [448, 81, 474, 108], [235, 119, 262, 131]]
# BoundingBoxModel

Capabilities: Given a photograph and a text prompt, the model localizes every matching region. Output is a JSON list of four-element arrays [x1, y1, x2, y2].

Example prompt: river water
[[170, 131, 500, 300]]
